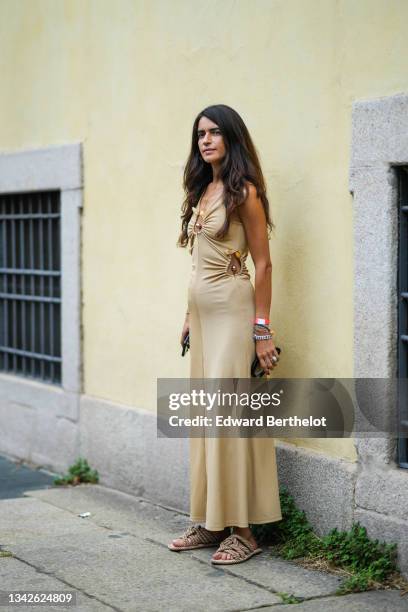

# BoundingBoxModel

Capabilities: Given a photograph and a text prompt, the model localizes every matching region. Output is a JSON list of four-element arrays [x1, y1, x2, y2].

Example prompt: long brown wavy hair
[[177, 104, 275, 248]]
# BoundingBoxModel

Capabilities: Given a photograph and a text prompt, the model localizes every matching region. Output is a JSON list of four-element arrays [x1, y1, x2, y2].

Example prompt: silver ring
[[272, 355, 278, 363]]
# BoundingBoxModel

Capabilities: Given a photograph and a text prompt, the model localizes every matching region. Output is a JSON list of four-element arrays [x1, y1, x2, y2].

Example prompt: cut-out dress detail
[[186, 191, 282, 531], [226, 251, 242, 275]]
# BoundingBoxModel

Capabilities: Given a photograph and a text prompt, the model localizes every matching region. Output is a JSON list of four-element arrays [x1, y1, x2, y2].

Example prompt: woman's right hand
[[180, 314, 190, 347]]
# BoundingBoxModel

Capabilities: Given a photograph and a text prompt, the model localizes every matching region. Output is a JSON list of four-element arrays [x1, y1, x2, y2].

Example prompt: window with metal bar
[[397, 167, 408, 468], [0, 190, 61, 385]]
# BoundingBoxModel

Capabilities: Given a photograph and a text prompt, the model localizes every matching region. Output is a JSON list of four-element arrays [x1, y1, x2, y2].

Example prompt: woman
[[168, 104, 282, 565]]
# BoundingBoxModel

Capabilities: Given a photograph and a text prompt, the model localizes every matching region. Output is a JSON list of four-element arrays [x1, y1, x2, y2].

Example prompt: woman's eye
[[198, 130, 221, 138]]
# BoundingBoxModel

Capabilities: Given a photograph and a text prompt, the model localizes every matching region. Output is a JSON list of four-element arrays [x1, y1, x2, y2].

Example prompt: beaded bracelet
[[254, 323, 272, 332], [253, 333, 274, 340], [254, 324, 275, 335]]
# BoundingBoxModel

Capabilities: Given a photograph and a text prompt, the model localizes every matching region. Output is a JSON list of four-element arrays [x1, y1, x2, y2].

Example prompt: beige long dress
[[186, 191, 282, 530]]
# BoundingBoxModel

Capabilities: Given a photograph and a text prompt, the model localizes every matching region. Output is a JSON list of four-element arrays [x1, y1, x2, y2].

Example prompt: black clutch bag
[[251, 346, 281, 377], [181, 332, 190, 356], [182, 331, 281, 376]]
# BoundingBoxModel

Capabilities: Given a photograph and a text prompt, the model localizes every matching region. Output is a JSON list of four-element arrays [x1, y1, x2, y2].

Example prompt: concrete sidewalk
[[0, 461, 407, 611]]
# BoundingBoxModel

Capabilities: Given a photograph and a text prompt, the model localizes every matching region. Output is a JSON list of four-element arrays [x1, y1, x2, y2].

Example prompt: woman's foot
[[211, 526, 258, 561], [169, 525, 229, 550]]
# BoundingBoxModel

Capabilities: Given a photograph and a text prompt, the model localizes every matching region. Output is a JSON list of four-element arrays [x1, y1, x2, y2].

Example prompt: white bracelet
[[253, 333, 273, 340]]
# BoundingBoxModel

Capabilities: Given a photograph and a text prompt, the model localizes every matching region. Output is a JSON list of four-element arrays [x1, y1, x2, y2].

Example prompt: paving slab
[[191, 547, 343, 598], [0, 558, 111, 611], [25, 484, 190, 541]]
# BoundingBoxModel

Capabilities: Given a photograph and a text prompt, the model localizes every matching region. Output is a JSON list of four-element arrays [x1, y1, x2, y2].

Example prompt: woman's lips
[[204, 149, 215, 154]]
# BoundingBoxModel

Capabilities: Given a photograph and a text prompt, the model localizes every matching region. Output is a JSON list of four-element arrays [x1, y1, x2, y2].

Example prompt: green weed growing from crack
[[277, 592, 303, 604], [53, 457, 99, 486]]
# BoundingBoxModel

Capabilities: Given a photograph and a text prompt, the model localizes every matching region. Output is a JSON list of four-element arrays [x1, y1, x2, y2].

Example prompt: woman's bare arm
[[237, 183, 278, 373]]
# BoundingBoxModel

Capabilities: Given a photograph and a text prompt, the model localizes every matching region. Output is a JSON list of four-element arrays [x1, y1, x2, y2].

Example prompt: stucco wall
[[1, 0, 408, 461]]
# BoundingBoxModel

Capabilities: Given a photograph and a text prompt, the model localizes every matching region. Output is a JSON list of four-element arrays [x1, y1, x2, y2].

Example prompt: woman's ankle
[[232, 526, 254, 539], [205, 526, 229, 534]]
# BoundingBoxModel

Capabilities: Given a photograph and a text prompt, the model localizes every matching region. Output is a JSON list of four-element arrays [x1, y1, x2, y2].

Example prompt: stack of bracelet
[[253, 317, 275, 341]]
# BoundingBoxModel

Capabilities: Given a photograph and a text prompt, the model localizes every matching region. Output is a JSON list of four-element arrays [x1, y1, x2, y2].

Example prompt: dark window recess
[[0, 191, 61, 385], [397, 166, 408, 468]]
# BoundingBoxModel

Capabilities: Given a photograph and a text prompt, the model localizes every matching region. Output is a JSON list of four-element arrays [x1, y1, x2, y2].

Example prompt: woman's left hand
[[256, 338, 279, 375]]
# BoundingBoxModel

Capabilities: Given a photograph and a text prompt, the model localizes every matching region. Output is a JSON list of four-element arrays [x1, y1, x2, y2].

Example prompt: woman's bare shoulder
[[242, 181, 258, 202], [242, 181, 263, 211]]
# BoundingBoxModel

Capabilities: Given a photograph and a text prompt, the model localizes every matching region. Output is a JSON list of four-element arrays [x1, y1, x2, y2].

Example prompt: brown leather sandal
[[168, 525, 230, 551], [211, 533, 262, 564]]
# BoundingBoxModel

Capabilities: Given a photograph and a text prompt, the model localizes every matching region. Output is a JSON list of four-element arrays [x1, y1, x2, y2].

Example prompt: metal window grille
[[397, 166, 408, 468], [0, 190, 61, 385]]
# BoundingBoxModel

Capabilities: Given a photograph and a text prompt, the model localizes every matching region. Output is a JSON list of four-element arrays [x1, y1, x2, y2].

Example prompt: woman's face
[[197, 116, 226, 164]]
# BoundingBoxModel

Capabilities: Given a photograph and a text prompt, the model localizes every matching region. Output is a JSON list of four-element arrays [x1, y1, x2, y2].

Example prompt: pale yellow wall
[[1, 0, 408, 463]]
